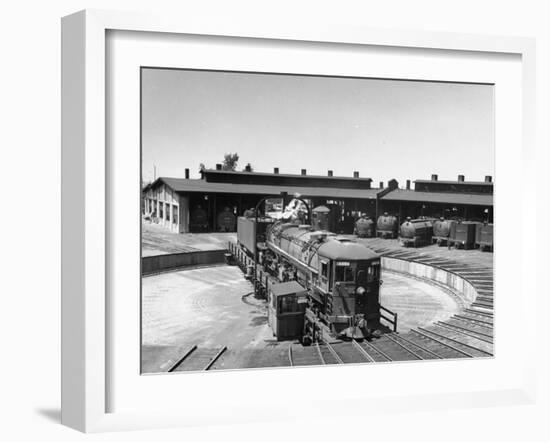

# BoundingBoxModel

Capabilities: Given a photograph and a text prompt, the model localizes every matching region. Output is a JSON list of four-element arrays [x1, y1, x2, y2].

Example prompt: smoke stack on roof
[[406, 179, 411, 190], [327, 170, 333, 177], [353, 171, 359, 178], [485, 175, 492, 183], [431, 174, 438, 181], [185, 168, 190, 179], [458, 174, 465, 182], [379, 181, 384, 189], [301, 169, 307, 176], [274, 167, 279, 174]]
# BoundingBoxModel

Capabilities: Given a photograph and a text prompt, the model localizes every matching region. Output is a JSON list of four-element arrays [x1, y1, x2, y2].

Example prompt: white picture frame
[[61, 9, 537, 433]]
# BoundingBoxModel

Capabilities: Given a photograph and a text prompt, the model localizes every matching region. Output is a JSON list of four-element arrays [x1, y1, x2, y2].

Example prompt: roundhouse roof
[[150, 177, 381, 200], [381, 189, 493, 206]]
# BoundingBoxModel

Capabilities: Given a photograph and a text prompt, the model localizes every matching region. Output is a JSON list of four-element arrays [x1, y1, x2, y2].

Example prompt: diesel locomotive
[[237, 213, 387, 343]]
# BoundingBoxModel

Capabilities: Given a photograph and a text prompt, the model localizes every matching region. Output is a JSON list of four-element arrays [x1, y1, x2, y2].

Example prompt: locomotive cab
[[330, 259, 381, 332]]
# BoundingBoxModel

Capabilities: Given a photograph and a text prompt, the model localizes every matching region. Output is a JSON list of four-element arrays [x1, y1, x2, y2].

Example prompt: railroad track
[[289, 310, 495, 365], [168, 345, 227, 372]]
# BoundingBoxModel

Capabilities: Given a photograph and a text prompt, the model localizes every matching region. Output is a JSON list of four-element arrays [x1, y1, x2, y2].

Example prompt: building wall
[[143, 184, 182, 233]]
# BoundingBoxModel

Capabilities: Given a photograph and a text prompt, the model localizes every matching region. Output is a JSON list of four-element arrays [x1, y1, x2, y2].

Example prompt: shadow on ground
[[35, 407, 61, 423]]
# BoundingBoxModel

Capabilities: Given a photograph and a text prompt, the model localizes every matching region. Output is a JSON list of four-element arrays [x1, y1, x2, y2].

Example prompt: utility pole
[[153, 165, 157, 180]]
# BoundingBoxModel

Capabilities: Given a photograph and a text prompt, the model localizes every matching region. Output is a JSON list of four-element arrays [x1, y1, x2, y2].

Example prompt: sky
[[141, 68, 494, 186]]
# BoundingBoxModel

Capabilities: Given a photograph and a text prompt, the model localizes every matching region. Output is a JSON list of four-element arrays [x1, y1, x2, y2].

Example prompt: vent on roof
[[431, 174, 438, 181], [274, 167, 279, 174], [485, 175, 492, 183], [353, 171, 359, 178], [185, 168, 190, 179], [328, 170, 333, 177], [379, 181, 384, 189], [301, 169, 307, 176], [458, 174, 465, 182], [216, 163, 222, 171], [406, 179, 411, 190]]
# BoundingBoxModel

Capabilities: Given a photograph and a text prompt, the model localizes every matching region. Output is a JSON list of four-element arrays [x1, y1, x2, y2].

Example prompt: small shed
[[267, 281, 308, 341]]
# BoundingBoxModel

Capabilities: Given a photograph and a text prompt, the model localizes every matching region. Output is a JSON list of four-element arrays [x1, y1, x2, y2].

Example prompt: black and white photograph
[[140, 68, 494, 373]]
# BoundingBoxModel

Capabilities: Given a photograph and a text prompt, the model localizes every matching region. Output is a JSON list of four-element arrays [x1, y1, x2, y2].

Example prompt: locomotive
[[376, 213, 399, 238], [217, 207, 236, 232], [189, 205, 208, 232], [237, 211, 385, 343], [355, 215, 375, 238], [432, 217, 456, 246], [399, 217, 434, 247], [264, 222, 383, 341]]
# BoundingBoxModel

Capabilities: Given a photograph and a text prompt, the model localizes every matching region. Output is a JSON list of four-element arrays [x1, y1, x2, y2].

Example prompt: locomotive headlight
[[356, 286, 366, 296]]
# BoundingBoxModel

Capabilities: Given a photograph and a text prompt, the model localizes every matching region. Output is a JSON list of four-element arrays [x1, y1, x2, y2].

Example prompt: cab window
[[321, 261, 328, 278], [366, 265, 379, 283], [335, 264, 354, 282]]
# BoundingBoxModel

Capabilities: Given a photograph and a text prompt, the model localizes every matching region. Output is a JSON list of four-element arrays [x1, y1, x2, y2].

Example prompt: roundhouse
[[142, 168, 493, 233]]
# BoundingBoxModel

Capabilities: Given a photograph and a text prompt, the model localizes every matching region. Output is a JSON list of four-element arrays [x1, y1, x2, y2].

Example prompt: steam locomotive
[[237, 213, 384, 343]]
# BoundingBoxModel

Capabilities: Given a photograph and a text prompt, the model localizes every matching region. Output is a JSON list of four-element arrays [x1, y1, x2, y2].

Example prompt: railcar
[[448, 221, 477, 249], [376, 212, 399, 239], [475, 222, 493, 252], [355, 215, 375, 238], [237, 215, 275, 256], [399, 217, 434, 247]]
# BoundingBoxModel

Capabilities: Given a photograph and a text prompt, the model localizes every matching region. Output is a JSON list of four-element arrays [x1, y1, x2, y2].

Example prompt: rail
[[351, 340, 376, 363], [411, 329, 474, 358], [419, 327, 493, 356], [167, 345, 227, 372], [315, 343, 326, 365], [379, 305, 398, 332], [204, 346, 227, 370], [325, 342, 344, 364], [167, 345, 198, 372]]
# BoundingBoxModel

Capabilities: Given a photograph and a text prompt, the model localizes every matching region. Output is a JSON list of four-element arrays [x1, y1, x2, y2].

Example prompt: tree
[[222, 153, 239, 171]]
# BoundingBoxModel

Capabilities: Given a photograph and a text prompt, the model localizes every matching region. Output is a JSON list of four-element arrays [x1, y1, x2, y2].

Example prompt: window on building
[[166, 204, 170, 221], [279, 295, 298, 314], [159, 202, 164, 219], [173, 205, 178, 224]]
